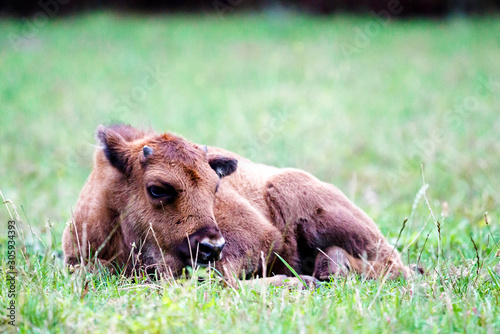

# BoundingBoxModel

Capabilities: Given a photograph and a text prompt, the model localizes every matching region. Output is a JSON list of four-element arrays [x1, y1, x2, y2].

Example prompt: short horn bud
[[143, 145, 153, 158]]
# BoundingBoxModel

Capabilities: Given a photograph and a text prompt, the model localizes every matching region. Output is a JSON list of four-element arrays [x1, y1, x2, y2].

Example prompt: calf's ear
[[208, 155, 238, 178], [96, 125, 132, 176]]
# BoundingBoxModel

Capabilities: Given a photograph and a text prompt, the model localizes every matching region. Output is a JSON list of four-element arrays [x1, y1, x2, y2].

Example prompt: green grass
[[1, 11, 500, 333]]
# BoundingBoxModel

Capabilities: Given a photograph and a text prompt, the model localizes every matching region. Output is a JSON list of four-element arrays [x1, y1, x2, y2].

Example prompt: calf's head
[[97, 125, 237, 273]]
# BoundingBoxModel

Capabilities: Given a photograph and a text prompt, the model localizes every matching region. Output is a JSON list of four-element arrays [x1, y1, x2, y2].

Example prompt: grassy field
[[1, 11, 500, 333]]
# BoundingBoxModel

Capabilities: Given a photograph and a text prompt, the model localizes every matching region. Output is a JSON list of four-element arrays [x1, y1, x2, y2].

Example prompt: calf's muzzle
[[185, 225, 225, 265]]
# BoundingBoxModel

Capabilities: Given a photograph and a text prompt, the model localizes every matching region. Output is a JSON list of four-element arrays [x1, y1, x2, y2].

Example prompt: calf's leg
[[265, 169, 410, 279], [313, 245, 408, 280]]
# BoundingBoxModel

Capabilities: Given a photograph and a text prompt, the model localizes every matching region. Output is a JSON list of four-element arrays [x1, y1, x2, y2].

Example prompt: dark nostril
[[198, 242, 214, 254], [198, 242, 224, 261]]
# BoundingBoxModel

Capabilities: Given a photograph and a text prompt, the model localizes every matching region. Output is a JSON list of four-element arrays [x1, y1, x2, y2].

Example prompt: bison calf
[[63, 124, 411, 284]]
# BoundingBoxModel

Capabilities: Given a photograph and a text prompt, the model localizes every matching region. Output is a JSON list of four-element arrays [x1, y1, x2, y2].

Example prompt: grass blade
[[274, 252, 307, 288]]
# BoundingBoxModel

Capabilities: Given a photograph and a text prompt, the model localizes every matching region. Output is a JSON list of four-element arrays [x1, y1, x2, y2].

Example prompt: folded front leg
[[313, 245, 410, 280]]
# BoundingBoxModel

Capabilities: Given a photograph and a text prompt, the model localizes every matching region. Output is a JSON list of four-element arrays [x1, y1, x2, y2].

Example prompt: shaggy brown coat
[[63, 125, 411, 284]]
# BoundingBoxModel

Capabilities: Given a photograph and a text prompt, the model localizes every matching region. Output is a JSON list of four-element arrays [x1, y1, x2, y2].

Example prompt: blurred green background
[[1, 13, 499, 243], [1, 8, 500, 333]]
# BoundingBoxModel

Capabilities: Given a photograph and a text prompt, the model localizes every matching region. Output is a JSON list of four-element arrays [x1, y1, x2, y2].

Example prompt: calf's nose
[[197, 238, 225, 262], [189, 226, 226, 264]]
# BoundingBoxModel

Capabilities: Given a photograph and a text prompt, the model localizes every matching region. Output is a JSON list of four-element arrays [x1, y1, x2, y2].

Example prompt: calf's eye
[[147, 185, 177, 203]]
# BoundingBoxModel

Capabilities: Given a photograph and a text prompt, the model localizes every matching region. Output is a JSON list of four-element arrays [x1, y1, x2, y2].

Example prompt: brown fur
[[63, 124, 411, 282]]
